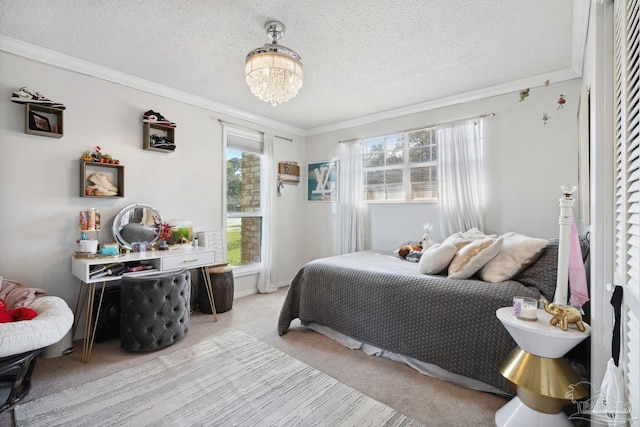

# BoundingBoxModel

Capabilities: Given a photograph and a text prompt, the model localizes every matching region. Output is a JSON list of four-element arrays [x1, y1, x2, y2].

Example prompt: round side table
[[495, 306, 591, 427]]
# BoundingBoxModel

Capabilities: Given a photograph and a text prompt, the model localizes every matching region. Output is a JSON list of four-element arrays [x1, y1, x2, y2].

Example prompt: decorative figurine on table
[[539, 299, 586, 332]]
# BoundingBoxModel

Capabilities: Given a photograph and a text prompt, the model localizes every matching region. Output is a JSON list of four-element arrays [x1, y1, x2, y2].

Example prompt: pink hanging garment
[[568, 217, 589, 307]]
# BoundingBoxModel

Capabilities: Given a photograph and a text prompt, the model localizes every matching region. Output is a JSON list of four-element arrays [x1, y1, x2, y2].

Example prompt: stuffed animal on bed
[[397, 243, 423, 259], [396, 223, 438, 262]]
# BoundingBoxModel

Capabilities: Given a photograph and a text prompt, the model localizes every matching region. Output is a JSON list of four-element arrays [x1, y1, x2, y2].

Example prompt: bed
[[278, 237, 587, 395]]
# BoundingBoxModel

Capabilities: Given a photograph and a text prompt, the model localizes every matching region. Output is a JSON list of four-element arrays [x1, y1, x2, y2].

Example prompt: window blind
[[613, 0, 640, 422]]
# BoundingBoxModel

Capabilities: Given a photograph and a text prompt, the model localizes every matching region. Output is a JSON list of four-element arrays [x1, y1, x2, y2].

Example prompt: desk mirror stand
[[112, 203, 163, 250]]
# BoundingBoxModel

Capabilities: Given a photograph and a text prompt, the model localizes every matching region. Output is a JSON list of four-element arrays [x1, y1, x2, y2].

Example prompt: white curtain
[[436, 118, 485, 236], [257, 133, 277, 293], [336, 140, 366, 254]]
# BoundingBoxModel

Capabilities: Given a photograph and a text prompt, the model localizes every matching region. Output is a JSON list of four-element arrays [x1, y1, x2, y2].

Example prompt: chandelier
[[245, 21, 303, 106]]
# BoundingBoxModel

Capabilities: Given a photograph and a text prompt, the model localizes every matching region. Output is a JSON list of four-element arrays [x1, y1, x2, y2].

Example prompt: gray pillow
[[515, 236, 590, 301]]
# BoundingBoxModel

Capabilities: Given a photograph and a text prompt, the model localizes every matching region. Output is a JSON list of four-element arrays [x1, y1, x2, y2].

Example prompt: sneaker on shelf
[[143, 110, 176, 127], [11, 87, 54, 105], [149, 135, 176, 150]]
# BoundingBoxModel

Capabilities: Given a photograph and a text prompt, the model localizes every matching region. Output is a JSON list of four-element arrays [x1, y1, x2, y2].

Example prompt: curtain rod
[[217, 118, 293, 142], [338, 112, 496, 144]]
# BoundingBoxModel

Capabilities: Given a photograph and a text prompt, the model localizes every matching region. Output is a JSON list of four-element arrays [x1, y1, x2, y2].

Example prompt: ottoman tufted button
[[120, 269, 190, 352]]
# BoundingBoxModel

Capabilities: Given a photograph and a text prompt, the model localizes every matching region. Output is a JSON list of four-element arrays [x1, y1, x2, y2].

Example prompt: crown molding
[[307, 0, 589, 136], [0, 35, 306, 136], [306, 67, 581, 136], [2, 0, 590, 140]]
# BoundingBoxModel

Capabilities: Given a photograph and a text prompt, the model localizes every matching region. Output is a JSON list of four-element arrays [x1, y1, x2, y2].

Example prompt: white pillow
[[462, 227, 497, 239], [448, 236, 504, 279], [442, 228, 497, 250], [479, 232, 548, 283], [441, 232, 474, 250], [418, 243, 458, 274]]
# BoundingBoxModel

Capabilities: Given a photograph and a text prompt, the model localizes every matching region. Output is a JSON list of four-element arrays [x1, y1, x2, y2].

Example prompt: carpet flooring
[[15, 331, 423, 426], [1, 287, 508, 426]]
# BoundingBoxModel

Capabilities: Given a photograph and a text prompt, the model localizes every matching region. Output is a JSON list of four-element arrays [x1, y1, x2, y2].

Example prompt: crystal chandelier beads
[[245, 21, 303, 106]]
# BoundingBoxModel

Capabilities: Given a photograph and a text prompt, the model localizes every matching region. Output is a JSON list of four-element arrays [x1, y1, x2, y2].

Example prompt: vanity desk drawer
[[162, 250, 215, 271]]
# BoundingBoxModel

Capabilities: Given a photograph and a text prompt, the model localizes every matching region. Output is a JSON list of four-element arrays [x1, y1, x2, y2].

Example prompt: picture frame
[[307, 160, 338, 202], [29, 111, 51, 132]]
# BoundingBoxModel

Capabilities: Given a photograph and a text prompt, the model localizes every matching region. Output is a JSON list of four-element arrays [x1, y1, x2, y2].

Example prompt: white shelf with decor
[[24, 104, 64, 138], [79, 160, 125, 198]]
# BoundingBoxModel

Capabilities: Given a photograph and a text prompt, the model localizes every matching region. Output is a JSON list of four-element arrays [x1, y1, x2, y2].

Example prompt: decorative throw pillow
[[418, 243, 458, 274], [479, 232, 548, 283], [442, 228, 498, 250], [441, 233, 474, 250], [462, 227, 497, 240], [448, 236, 504, 279]]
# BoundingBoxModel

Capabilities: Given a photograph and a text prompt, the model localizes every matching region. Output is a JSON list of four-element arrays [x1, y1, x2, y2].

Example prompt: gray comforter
[[278, 250, 541, 394]]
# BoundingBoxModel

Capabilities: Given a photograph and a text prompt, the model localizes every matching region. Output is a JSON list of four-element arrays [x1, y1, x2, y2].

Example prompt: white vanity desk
[[71, 246, 220, 363]]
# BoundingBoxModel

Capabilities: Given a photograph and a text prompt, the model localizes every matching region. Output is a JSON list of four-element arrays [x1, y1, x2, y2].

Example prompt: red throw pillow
[[0, 298, 38, 323]]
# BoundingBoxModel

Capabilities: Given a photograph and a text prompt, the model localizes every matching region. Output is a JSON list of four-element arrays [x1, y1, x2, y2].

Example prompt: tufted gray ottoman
[[120, 269, 190, 352]]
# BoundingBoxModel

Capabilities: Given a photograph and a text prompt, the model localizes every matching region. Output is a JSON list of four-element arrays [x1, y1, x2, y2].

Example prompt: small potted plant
[[92, 145, 103, 162], [155, 219, 171, 250], [80, 150, 92, 162]]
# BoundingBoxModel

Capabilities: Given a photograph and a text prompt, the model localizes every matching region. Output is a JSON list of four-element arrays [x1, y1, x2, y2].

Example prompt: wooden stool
[[200, 265, 234, 314]]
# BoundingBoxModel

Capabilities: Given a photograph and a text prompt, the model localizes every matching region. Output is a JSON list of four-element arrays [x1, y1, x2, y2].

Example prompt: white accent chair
[[0, 296, 73, 412]]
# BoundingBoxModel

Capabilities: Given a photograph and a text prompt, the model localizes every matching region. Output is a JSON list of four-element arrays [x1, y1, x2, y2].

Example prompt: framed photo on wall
[[307, 160, 338, 202], [28, 111, 51, 132]]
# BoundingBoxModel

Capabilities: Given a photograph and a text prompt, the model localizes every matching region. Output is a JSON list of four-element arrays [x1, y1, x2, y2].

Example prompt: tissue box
[[198, 231, 222, 248], [101, 247, 118, 256]]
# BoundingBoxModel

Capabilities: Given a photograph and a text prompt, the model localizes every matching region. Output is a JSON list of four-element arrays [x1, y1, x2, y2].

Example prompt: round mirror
[[112, 203, 163, 250]]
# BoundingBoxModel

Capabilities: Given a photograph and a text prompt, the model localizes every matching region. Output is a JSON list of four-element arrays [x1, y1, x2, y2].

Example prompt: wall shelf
[[25, 104, 64, 138], [278, 162, 300, 183], [143, 122, 176, 153], [80, 160, 125, 198]]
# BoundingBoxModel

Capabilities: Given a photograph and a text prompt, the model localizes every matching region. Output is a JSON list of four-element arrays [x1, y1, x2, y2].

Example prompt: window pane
[[365, 184, 385, 201], [385, 135, 404, 165], [408, 129, 433, 147], [409, 146, 431, 162], [365, 170, 385, 185], [386, 183, 404, 200], [226, 138, 263, 267], [363, 138, 386, 167], [386, 168, 403, 183], [226, 217, 241, 265], [362, 126, 437, 202], [227, 217, 262, 266], [410, 165, 437, 200], [227, 149, 261, 213]]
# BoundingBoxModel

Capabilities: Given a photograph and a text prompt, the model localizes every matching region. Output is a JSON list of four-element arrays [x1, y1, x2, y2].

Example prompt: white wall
[[0, 52, 306, 307], [304, 78, 583, 260], [0, 49, 585, 338]]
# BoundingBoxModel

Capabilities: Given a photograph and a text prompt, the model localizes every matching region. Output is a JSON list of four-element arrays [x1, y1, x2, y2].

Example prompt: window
[[225, 129, 263, 267], [362, 127, 437, 202]]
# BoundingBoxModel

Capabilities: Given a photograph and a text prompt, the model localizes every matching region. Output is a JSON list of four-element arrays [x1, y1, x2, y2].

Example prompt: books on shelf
[[89, 262, 155, 278]]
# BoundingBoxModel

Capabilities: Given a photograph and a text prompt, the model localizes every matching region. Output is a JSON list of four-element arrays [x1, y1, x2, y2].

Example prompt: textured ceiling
[[0, 1, 581, 132]]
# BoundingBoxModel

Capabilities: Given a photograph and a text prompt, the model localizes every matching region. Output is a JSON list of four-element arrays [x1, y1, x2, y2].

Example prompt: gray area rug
[[15, 331, 422, 426]]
